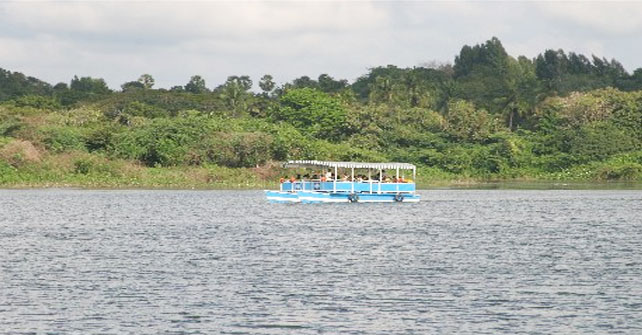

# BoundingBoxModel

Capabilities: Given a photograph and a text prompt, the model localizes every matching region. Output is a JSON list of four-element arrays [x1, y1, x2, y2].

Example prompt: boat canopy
[[284, 160, 416, 171]]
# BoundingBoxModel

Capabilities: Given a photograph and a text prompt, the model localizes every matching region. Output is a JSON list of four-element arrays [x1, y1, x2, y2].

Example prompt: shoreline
[[2, 180, 642, 191]]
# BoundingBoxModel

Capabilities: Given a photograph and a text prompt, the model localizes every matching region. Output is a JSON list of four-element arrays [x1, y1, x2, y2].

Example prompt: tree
[[259, 74, 276, 94], [218, 75, 253, 115], [445, 100, 497, 142], [138, 74, 155, 89], [271, 88, 348, 140], [0, 68, 53, 101], [452, 37, 513, 113], [184, 75, 208, 94], [121, 81, 144, 92], [70, 76, 111, 94], [317, 74, 348, 93], [291, 76, 319, 89]]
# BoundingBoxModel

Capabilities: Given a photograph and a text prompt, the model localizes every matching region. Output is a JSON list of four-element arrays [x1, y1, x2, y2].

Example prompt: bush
[[73, 157, 92, 174], [202, 132, 274, 168], [445, 100, 499, 142], [567, 122, 639, 163], [39, 126, 87, 153], [0, 115, 23, 136], [595, 163, 642, 181], [13, 95, 61, 109], [0, 139, 41, 167], [112, 116, 209, 166], [85, 125, 120, 152], [271, 88, 348, 140]]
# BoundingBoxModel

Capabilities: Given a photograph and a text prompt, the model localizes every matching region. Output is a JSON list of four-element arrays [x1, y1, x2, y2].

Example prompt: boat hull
[[265, 190, 420, 203]]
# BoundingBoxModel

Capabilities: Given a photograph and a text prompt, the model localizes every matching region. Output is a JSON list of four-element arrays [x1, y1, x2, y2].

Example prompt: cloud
[[2, 2, 390, 40], [534, 2, 642, 35], [0, 1, 641, 89]]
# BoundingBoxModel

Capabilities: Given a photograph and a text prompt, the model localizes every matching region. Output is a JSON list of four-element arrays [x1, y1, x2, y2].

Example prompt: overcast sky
[[1, 1, 641, 90]]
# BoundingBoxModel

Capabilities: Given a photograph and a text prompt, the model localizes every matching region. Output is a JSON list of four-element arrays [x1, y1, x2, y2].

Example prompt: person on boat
[[290, 176, 296, 183], [375, 170, 386, 182], [325, 169, 333, 180]]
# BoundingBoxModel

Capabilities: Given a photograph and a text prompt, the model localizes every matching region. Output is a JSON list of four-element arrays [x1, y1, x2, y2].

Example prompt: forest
[[1, 37, 641, 188]]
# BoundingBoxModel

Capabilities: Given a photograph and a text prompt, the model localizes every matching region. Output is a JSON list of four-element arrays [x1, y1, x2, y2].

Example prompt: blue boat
[[265, 160, 420, 203]]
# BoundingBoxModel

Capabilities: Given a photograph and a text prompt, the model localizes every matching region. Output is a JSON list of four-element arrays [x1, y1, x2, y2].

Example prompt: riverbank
[[2, 161, 641, 190]]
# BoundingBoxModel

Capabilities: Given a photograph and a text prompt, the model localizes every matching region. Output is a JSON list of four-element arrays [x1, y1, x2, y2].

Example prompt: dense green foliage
[[1, 37, 641, 187]]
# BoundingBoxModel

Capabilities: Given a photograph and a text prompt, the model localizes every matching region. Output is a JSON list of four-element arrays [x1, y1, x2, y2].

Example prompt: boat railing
[[280, 180, 415, 194]]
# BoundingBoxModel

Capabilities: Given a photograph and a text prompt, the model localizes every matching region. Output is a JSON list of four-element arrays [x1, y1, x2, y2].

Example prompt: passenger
[[290, 176, 296, 183], [341, 174, 349, 182], [325, 169, 333, 181], [279, 177, 285, 183]]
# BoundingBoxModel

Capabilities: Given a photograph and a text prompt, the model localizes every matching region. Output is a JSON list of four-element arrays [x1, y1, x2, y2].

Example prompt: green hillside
[[1, 37, 641, 188]]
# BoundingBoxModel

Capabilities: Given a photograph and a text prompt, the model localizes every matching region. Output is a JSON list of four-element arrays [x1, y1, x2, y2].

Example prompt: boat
[[265, 160, 420, 203]]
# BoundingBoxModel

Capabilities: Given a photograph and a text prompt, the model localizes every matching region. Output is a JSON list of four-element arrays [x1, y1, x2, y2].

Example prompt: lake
[[1, 189, 641, 334]]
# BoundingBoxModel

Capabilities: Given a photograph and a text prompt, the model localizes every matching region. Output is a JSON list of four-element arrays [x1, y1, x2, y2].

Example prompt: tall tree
[[452, 37, 513, 113], [259, 74, 276, 94], [217, 75, 254, 116], [184, 75, 208, 94], [138, 74, 155, 89]]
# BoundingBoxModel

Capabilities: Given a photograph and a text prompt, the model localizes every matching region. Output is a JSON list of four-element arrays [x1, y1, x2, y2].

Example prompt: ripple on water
[[0, 189, 641, 334]]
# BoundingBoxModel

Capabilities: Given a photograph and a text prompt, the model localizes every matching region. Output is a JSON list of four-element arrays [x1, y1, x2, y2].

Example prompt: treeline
[[1, 37, 641, 187]]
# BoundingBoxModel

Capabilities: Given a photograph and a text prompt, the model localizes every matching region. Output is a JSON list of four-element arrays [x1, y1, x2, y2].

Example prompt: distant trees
[[121, 81, 144, 92], [259, 74, 276, 95], [122, 74, 154, 91], [138, 74, 155, 89], [1, 36, 642, 182], [270, 88, 348, 140], [534, 49, 632, 94], [0, 68, 52, 100], [287, 74, 348, 94], [217, 75, 253, 115], [185, 75, 208, 94], [70, 76, 111, 95]]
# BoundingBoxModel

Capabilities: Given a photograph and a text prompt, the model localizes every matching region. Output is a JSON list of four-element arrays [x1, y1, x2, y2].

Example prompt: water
[[1, 189, 641, 334]]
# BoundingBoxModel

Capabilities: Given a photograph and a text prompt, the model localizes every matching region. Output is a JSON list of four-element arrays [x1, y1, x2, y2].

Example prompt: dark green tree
[[184, 75, 208, 94], [259, 74, 276, 94]]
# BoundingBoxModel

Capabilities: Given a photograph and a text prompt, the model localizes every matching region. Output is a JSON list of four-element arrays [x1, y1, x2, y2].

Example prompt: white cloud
[[0, 1, 641, 89], [535, 2, 642, 35], [2, 2, 390, 39]]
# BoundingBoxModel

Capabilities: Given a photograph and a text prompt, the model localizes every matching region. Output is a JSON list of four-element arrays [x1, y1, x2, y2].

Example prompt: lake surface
[[1, 189, 641, 334]]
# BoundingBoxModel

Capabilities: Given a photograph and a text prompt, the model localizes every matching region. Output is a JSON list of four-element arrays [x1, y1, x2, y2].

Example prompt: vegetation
[[1, 37, 641, 188]]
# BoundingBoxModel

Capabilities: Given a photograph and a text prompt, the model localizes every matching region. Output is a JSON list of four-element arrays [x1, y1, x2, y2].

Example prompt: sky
[[1, 1, 642, 90]]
